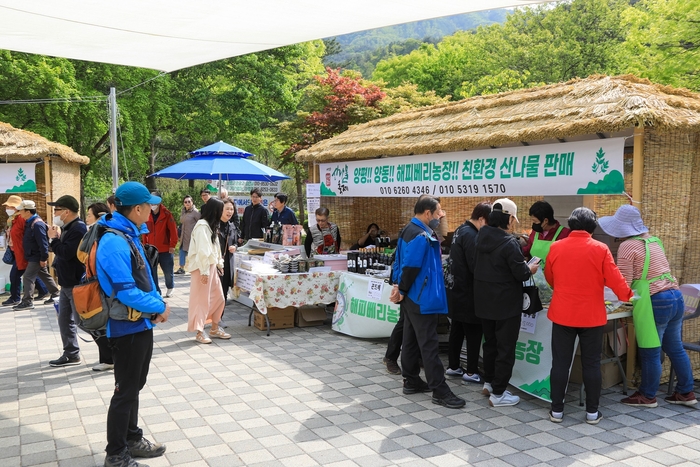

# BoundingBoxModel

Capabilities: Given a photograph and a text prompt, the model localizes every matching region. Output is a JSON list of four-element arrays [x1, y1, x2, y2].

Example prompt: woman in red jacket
[[545, 207, 632, 425]]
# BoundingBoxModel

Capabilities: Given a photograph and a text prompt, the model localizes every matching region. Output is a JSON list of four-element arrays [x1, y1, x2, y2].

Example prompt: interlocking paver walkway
[[2, 274, 700, 466]]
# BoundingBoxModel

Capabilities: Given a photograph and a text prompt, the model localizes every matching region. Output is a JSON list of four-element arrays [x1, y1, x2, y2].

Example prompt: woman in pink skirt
[[187, 197, 231, 343]]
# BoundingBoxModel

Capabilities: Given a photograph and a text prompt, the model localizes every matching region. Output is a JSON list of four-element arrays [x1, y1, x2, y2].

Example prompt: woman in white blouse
[[187, 197, 230, 343]]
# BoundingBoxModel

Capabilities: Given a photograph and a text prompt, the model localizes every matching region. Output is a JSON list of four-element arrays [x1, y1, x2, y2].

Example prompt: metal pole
[[109, 87, 119, 192]]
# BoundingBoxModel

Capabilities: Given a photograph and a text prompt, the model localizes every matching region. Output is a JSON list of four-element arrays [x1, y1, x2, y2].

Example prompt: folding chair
[[667, 284, 700, 395]]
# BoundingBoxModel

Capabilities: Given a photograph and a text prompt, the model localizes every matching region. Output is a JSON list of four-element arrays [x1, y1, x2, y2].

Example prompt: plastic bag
[[532, 267, 553, 305]]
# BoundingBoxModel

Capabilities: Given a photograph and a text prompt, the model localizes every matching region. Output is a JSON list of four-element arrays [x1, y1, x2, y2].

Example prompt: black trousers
[[106, 329, 153, 456], [385, 310, 404, 361], [481, 314, 521, 396], [95, 334, 114, 365], [550, 323, 604, 414], [447, 320, 483, 374], [400, 297, 450, 398]]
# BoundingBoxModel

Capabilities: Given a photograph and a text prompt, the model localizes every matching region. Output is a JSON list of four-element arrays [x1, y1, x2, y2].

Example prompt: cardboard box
[[254, 306, 295, 331], [569, 354, 623, 389], [295, 305, 327, 327]]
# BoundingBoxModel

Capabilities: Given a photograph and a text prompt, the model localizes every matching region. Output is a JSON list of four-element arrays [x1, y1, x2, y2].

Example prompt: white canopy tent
[[0, 0, 554, 72]]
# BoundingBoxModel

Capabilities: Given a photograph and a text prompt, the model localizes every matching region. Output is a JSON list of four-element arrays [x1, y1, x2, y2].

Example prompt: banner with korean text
[[332, 272, 398, 338], [0, 163, 37, 193], [319, 138, 625, 198]]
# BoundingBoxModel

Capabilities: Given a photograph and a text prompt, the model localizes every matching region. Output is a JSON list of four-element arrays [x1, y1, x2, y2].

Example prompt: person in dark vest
[[304, 207, 341, 257], [97, 182, 170, 467]]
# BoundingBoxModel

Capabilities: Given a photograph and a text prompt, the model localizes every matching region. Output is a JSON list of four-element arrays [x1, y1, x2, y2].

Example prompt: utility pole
[[108, 87, 119, 192]]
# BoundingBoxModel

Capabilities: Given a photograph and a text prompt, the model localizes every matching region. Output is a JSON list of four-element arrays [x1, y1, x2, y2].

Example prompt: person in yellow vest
[[522, 201, 570, 262]]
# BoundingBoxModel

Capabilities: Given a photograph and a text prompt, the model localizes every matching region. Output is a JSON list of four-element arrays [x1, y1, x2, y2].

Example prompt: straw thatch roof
[[0, 121, 90, 165], [296, 74, 700, 162]]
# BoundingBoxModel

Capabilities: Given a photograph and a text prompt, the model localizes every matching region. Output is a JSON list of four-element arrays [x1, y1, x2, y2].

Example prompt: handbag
[[522, 275, 543, 316], [142, 244, 159, 272], [2, 248, 14, 265]]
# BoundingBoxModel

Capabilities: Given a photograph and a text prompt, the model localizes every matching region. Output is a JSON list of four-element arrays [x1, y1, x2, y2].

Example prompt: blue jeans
[[179, 250, 187, 268], [638, 288, 694, 397], [158, 252, 174, 290]]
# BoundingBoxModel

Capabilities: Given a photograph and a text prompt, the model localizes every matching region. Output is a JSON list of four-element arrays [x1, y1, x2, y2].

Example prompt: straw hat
[[2, 195, 22, 208], [598, 205, 648, 238]]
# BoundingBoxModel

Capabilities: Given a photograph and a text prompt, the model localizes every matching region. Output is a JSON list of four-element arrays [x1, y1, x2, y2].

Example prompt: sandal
[[196, 332, 212, 344], [209, 327, 231, 339]]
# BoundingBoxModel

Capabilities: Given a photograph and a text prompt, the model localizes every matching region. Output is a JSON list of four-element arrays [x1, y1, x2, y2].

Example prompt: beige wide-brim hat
[[2, 195, 22, 208]]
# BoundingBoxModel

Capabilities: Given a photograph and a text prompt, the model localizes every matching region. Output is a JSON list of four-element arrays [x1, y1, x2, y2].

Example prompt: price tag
[[520, 313, 538, 334], [236, 269, 258, 292], [367, 279, 384, 301]]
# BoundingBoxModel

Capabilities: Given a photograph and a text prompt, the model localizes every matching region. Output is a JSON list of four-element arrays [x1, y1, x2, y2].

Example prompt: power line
[[0, 96, 106, 105]]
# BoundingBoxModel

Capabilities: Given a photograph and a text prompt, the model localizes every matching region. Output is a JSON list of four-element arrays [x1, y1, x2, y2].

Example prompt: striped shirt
[[617, 234, 678, 295]]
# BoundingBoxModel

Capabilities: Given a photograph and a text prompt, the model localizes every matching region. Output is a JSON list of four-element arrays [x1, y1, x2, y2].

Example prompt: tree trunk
[[295, 164, 305, 225], [146, 139, 158, 191]]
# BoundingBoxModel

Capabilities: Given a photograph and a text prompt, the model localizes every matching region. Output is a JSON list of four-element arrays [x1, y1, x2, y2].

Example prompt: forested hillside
[[323, 9, 508, 77]]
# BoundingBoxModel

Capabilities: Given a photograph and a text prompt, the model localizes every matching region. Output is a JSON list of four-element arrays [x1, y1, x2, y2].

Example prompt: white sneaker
[[489, 390, 520, 407], [165, 289, 173, 298], [462, 372, 482, 384], [92, 363, 114, 372], [445, 367, 464, 377], [482, 382, 493, 396]]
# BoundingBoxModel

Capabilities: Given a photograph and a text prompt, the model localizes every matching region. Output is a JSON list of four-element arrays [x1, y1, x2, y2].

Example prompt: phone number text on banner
[[318, 138, 625, 198]]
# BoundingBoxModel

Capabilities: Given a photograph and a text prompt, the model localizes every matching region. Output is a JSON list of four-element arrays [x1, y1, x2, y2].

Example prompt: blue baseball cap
[[114, 182, 161, 207]]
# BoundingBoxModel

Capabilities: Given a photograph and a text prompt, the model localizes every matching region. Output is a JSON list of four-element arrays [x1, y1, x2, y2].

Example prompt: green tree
[[618, 0, 700, 90]]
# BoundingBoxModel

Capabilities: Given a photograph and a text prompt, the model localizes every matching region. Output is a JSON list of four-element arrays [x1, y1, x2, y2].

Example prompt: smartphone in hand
[[527, 256, 541, 266]]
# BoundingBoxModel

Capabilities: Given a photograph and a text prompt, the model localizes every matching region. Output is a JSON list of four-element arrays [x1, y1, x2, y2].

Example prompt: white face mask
[[53, 215, 64, 228], [5, 209, 15, 217], [151, 205, 159, 212]]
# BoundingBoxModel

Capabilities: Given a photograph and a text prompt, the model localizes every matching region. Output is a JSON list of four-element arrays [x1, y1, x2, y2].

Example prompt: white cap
[[493, 198, 518, 222]]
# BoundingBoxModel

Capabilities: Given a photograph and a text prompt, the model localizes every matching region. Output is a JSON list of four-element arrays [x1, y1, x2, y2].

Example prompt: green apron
[[631, 236, 675, 349], [530, 225, 564, 264]]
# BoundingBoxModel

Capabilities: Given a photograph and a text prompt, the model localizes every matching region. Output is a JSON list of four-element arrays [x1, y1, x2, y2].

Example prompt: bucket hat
[[598, 205, 648, 238], [2, 195, 22, 208]]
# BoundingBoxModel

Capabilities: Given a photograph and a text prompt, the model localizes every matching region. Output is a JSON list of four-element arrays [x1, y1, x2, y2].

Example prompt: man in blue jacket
[[14, 200, 60, 311], [96, 182, 171, 467], [390, 195, 465, 409]]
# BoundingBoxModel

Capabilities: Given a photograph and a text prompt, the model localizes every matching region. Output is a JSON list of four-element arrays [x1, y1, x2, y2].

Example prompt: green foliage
[[372, 0, 629, 99], [618, 0, 700, 90]]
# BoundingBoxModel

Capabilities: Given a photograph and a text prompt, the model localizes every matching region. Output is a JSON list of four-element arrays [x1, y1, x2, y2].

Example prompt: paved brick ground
[[1, 274, 699, 466]]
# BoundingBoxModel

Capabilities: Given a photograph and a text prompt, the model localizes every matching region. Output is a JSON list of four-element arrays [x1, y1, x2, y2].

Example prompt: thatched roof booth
[[0, 121, 90, 223], [297, 74, 700, 384]]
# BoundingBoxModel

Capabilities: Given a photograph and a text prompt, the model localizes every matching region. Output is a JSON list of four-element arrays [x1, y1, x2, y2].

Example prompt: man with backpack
[[96, 181, 170, 467], [46, 195, 88, 367], [14, 200, 60, 311]]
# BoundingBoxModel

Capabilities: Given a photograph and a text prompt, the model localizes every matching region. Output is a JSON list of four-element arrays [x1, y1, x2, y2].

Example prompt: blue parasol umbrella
[[149, 141, 289, 182]]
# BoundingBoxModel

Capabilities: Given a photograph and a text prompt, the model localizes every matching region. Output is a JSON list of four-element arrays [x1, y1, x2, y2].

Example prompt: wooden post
[[626, 126, 645, 387]]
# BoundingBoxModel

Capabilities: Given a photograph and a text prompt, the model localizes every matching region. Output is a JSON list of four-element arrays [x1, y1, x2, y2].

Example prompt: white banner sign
[[0, 163, 37, 193], [333, 272, 397, 339], [319, 139, 625, 197], [207, 180, 281, 217]]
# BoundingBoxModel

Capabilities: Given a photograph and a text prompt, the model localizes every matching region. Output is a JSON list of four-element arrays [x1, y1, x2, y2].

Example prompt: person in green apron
[[599, 205, 696, 407], [523, 201, 571, 261]]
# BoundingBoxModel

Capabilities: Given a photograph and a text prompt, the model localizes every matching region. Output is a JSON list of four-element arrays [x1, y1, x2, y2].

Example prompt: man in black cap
[[46, 195, 88, 367]]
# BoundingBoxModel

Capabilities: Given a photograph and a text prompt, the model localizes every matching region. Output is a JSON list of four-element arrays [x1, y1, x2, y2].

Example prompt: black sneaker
[[35, 292, 50, 301], [127, 437, 166, 458], [403, 378, 431, 395], [2, 298, 20, 307], [44, 293, 60, 304], [174, 268, 186, 275], [13, 301, 34, 310], [49, 355, 81, 367], [432, 391, 466, 409], [104, 447, 143, 467]]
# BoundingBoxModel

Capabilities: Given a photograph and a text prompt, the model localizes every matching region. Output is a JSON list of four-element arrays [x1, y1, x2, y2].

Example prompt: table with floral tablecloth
[[234, 268, 341, 314]]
